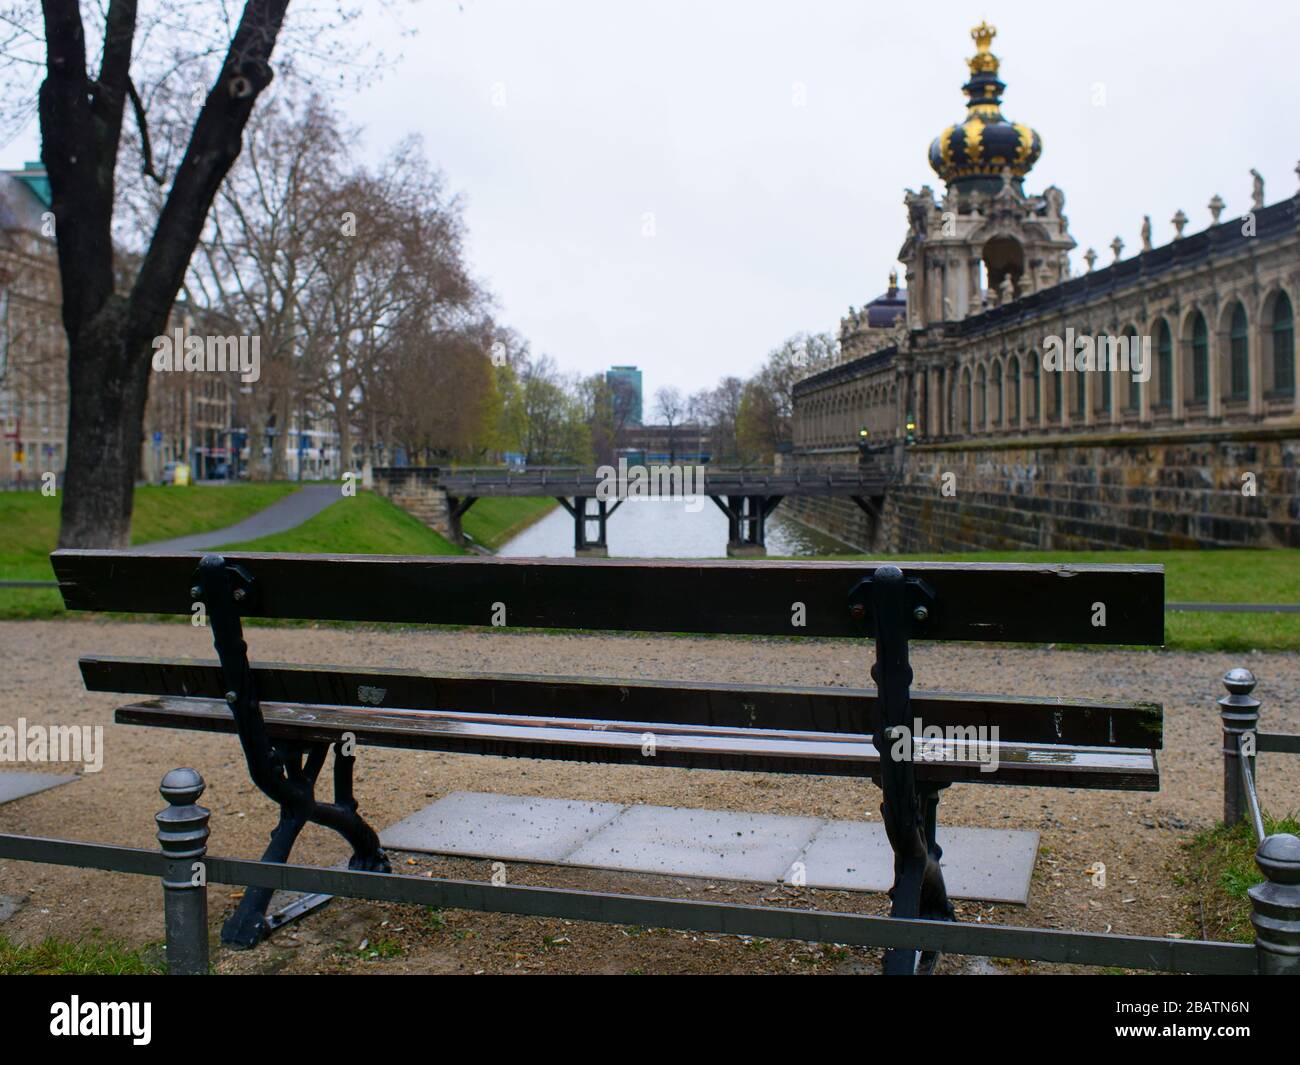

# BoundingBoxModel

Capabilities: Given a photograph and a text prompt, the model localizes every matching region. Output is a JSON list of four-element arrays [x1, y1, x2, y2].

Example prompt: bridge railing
[[432, 465, 889, 483]]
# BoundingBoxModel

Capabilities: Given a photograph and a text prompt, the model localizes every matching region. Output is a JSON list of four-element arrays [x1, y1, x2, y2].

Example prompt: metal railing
[[0, 771, 1258, 976], [1216, 668, 1300, 974], [0, 668, 1295, 975]]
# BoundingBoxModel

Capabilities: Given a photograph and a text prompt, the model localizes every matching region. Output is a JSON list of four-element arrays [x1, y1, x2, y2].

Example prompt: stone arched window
[[1075, 361, 1086, 416], [1269, 292, 1295, 395], [1027, 353, 1040, 421], [1096, 344, 1112, 417], [1123, 327, 1140, 411], [1189, 311, 1209, 405], [1008, 355, 1021, 424], [1154, 318, 1173, 408], [991, 358, 1003, 427], [975, 365, 987, 430], [960, 366, 972, 433], [1228, 301, 1249, 401], [948, 369, 958, 433]]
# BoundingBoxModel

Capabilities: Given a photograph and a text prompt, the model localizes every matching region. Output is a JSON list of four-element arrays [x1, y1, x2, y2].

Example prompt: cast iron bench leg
[[223, 763, 311, 947], [194, 554, 391, 949], [852, 565, 955, 975]]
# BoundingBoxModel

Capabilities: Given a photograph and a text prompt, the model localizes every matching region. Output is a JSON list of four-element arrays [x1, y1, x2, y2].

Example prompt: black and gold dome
[[928, 23, 1041, 193]]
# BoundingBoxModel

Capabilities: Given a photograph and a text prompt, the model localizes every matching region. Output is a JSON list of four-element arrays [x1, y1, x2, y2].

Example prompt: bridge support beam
[[850, 494, 887, 552], [711, 495, 782, 557], [557, 497, 622, 557]]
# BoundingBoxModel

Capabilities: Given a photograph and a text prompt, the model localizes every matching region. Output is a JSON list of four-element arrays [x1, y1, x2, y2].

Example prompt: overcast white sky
[[11, 0, 1300, 403]]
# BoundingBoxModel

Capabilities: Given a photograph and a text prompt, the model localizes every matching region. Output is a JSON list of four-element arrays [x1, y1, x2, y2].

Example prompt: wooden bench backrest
[[51, 551, 1165, 645]]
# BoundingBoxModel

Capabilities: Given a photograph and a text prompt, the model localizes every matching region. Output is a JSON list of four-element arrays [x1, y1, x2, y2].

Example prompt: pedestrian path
[[132, 484, 339, 552]]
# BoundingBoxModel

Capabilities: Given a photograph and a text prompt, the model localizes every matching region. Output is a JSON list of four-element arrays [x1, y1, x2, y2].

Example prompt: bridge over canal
[[369, 464, 891, 556]]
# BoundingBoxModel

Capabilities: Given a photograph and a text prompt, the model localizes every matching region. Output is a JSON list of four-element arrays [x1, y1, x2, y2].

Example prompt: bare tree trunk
[[334, 394, 352, 475], [271, 387, 291, 478], [58, 298, 151, 546]]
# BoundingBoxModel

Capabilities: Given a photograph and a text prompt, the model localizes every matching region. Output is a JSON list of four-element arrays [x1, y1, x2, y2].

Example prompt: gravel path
[[0, 619, 1295, 974], [132, 484, 339, 551]]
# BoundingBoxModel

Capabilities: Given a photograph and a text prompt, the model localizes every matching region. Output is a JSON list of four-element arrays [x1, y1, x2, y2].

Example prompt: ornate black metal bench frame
[[53, 549, 1165, 974]]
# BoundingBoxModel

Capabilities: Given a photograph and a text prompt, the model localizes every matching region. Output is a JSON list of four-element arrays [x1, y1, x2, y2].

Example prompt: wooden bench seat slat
[[51, 551, 1165, 645], [114, 697, 1161, 791], [79, 656, 1164, 749]]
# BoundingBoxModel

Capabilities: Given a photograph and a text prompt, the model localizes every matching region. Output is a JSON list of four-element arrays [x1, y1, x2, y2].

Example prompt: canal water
[[497, 498, 855, 558]]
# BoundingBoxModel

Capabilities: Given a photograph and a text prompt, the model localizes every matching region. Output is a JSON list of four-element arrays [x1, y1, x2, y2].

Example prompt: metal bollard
[[1249, 833, 1300, 975], [1218, 668, 1260, 827], [156, 768, 211, 975]]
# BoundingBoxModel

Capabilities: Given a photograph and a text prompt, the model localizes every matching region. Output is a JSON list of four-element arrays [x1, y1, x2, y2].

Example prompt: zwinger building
[[788, 23, 1299, 553]]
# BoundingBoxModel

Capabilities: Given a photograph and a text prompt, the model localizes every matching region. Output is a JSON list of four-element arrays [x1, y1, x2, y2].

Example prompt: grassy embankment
[[0, 483, 297, 619], [460, 496, 558, 550], [215, 494, 557, 553], [0, 488, 557, 619]]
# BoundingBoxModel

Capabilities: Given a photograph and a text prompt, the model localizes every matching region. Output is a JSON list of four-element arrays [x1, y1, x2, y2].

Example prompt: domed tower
[[929, 22, 1041, 196], [899, 23, 1075, 327]]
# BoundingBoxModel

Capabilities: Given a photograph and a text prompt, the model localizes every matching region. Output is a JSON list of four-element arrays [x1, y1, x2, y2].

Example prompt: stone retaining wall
[[368, 467, 460, 543], [787, 424, 1300, 553]]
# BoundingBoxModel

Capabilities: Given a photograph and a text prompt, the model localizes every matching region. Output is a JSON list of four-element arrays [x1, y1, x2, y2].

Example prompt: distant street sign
[[152, 431, 162, 444]]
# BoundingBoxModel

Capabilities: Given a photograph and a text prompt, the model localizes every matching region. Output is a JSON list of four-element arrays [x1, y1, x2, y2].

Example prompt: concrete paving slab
[[381, 791, 1038, 904], [788, 820, 1039, 903], [568, 804, 823, 882], [0, 771, 78, 805], [382, 791, 625, 862]]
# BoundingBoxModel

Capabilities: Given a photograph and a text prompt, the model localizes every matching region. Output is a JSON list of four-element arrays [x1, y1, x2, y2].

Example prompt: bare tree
[[2, 1, 376, 544], [183, 92, 344, 479], [300, 136, 481, 473], [580, 372, 639, 465], [654, 384, 685, 463], [691, 375, 744, 463]]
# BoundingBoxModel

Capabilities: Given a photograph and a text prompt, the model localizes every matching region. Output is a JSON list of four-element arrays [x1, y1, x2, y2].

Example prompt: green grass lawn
[[218, 491, 462, 555], [0, 482, 297, 575], [461, 497, 557, 550]]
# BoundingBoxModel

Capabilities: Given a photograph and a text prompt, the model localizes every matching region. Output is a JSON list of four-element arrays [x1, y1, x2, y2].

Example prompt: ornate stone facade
[[794, 24, 1299, 458], [789, 23, 1299, 552]]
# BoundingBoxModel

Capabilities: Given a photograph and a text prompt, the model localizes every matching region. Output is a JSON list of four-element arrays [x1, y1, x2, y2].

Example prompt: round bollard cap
[[159, 767, 205, 805], [1256, 833, 1300, 886], [1222, 667, 1257, 695]]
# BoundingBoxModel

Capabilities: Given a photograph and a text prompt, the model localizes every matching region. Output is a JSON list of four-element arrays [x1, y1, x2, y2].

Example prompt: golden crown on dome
[[968, 21, 999, 74]]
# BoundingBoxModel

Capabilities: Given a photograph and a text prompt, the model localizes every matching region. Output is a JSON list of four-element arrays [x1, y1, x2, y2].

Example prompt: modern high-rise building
[[605, 364, 643, 426]]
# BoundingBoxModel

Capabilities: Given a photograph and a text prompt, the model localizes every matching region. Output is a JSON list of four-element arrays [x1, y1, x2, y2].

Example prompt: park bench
[[51, 549, 1165, 974]]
